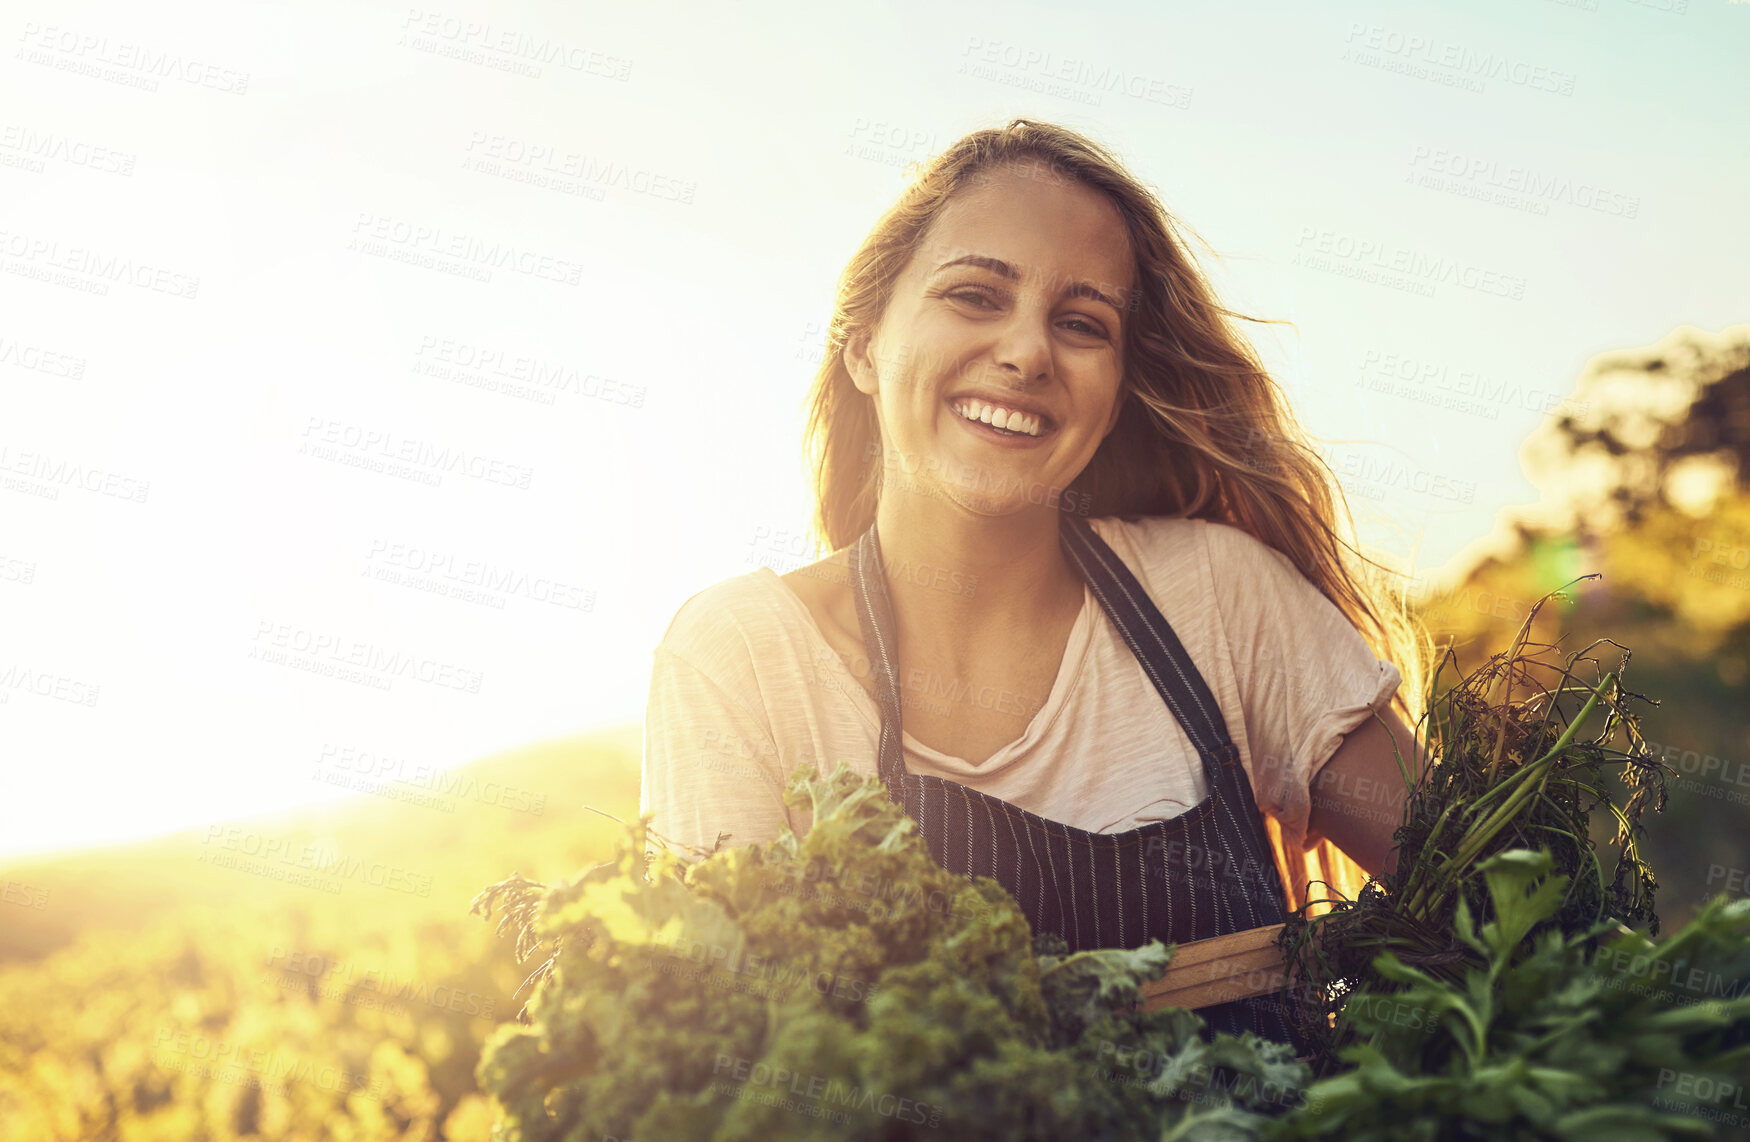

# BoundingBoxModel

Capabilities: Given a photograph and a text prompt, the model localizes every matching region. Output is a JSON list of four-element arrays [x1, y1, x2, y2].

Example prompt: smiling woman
[[640, 119, 1435, 1043]]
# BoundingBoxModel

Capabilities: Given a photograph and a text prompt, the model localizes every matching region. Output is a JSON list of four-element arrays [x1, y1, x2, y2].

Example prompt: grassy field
[[0, 724, 644, 1141]]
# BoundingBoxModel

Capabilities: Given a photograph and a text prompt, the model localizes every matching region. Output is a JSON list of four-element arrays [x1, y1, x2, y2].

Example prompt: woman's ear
[[845, 328, 879, 397]]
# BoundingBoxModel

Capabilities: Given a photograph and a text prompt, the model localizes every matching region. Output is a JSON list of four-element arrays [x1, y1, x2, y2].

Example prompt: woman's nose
[[987, 310, 1053, 383]]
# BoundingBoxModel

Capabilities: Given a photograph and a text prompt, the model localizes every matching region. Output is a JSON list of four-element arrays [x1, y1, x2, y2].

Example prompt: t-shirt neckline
[[754, 564, 1099, 777]]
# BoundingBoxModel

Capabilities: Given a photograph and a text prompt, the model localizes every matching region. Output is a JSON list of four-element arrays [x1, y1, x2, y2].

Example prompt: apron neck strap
[[848, 519, 908, 785]]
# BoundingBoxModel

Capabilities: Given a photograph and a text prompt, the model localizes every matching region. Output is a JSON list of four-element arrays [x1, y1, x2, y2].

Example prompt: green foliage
[[1279, 596, 1675, 1065], [1270, 848, 1750, 1141], [472, 763, 1312, 1141]]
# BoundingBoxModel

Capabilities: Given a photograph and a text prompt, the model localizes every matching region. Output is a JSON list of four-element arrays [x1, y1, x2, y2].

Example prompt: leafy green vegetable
[[1279, 583, 1676, 1067], [1269, 847, 1750, 1141], [471, 763, 1312, 1141]]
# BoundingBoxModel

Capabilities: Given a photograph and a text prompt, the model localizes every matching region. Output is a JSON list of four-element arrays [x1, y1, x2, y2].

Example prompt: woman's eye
[[1063, 317, 1109, 339], [947, 288, 1109, 340]]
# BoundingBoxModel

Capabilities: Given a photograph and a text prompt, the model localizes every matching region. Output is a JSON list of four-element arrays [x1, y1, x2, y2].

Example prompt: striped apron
[[847, 512, 1300, 1045]]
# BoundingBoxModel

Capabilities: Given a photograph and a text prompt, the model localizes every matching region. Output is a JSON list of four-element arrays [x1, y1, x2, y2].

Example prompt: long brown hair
[[799, 118, 1436, 910]]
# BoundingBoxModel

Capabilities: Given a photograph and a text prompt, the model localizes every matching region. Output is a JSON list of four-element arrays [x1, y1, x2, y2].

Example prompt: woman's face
[[847, 163, 1134, 517]]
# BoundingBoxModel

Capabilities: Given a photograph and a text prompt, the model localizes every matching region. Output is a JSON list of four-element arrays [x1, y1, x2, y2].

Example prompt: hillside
[[0, 725, 646, 1141], [0, 725, 644, 966]]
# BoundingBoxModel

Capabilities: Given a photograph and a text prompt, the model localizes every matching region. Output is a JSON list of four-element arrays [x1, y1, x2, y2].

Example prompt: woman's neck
[[871, 497, 1085, 675]]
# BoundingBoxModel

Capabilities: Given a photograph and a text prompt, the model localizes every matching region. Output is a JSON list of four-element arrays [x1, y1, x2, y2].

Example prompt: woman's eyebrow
[[931, 253, 1124, 313]]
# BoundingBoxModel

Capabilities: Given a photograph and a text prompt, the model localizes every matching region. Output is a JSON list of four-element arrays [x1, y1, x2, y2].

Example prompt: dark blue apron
[[848, 512, 1300, 1045]]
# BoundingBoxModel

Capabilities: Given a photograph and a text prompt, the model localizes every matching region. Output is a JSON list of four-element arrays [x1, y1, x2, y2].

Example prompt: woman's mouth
[[948, 397, 1052, 445]]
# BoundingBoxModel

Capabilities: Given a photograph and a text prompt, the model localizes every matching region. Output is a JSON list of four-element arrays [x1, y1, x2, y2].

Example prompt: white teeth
[[953, 399, 1041, 437]]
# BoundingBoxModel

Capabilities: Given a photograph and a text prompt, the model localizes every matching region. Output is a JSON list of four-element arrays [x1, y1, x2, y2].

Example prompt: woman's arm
[[1304, 702, 1422, 878], [641, 648, 793, 856]]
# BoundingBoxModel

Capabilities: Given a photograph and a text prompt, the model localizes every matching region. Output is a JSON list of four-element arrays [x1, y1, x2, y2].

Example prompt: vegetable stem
[[1403, 671, 1617, 921]]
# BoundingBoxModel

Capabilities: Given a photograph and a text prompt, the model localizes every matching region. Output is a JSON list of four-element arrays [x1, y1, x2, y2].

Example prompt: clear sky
[[2, 0, 1746, 859]]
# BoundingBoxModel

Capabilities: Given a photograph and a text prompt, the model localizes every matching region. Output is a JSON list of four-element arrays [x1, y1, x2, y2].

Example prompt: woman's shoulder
[[1086, 514, 1307, 614], [1086, 513, 1209, 571], [655, 567, 807, 680], [1091, 513, 1287, 570]]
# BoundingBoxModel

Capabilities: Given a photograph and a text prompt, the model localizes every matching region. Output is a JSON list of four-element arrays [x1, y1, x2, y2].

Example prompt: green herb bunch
[[1270, 847, 1750, 1141], [1280, 579, 1674, 1067], [470, 763, 1311, 1141]]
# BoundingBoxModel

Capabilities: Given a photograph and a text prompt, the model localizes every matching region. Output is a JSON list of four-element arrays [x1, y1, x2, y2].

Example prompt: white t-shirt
[[640, 515, 1401, 881]]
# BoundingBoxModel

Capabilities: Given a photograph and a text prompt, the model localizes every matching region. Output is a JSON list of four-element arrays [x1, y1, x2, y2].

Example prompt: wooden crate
[[1140, 923, 1287, 1013], [1142, 918, 1651, 1013]]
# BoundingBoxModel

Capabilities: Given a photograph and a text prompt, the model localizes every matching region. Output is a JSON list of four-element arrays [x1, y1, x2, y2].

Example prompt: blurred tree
[[1403, 324, 1750, 930], [1523, 323, 1750, 534]]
